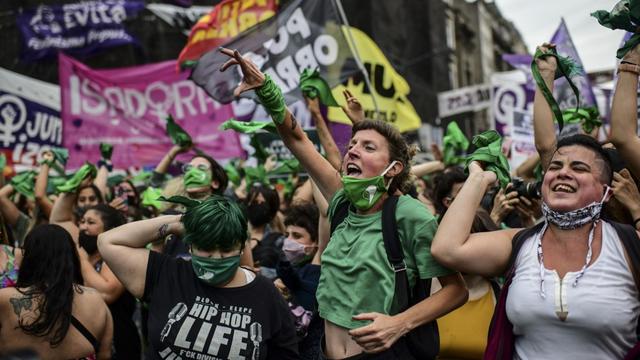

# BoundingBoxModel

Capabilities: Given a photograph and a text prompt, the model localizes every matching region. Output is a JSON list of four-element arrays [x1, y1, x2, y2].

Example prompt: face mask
[[191, 253, 240, 286], [341, 161, 397, 211], [78, 232, 98, 256], [247, 203, 272, 227], [542, 186, 610, 230], [283, 237, 316, 264], [184, 167, 212, 190]]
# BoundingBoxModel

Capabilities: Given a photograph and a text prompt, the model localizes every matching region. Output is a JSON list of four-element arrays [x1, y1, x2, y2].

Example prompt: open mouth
[[552, 183, 576, 193], [346, 163, 362, 177]]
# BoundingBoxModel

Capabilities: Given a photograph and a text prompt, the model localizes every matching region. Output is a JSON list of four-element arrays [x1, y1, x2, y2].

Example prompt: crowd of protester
[[1, 22, 640, 360]]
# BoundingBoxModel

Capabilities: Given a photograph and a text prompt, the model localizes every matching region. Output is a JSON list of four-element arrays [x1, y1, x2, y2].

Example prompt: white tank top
[[506, 221, 640, 360]]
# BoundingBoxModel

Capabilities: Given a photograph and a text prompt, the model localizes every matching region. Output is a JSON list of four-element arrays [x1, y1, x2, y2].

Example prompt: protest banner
[[17, 0, 144, 61], [437, 84, 492, 118], [59, 53, 242, 169]]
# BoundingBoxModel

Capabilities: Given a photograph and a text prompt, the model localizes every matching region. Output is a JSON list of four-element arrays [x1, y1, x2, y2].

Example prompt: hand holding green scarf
[[442, 122, 469, 166], [220, 119, 277, 134], [562, 106, 602, 134], [465, 130, 511, 188], [299, 68, 339, 106], [56, 163, 97, 193], [100, 143, 114, 160], [166, 114, 193, 148], [592, 0, 640, 59], [10, 171, 36, 199]]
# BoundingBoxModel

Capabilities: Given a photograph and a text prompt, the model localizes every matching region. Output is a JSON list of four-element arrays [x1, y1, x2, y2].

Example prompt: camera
[[510, 177, 542, 200]]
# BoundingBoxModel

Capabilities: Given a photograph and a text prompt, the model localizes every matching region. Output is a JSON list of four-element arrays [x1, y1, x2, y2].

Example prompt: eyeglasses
[[182, 163, 210, 173]]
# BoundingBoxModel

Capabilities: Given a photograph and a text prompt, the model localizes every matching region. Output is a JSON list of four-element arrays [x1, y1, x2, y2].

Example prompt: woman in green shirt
[[219, 48, 467, 359]]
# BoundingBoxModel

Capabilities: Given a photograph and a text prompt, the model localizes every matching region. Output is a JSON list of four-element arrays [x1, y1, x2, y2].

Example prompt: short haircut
[[432, 166, 468, 216], [182, 195, 247, 251], [555, 134, 612, 185], [284, 202, 319, 243]]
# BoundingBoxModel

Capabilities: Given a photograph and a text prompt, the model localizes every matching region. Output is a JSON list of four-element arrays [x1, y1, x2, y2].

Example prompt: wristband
[[617, 62, 640, 76], [255, 74, 286, 125]]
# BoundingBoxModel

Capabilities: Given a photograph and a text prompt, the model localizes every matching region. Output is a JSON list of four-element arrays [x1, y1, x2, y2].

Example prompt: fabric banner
[[147, 4, 213, 36], [437, 84, 492, 118], [327, 26, 422, 133], [191, 0, 360, 105], [17, 1, 144, 61], [58, 53, 242, 169], [0, 68, 62, 173], [491, 70, 535, 136], [178, 0, 278, 67], [509, 109, 537, 171]]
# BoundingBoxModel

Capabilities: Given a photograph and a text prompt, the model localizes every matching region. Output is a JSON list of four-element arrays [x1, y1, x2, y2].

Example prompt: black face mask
[[247, 203, 273, 227], [78, 232, 99, 256]]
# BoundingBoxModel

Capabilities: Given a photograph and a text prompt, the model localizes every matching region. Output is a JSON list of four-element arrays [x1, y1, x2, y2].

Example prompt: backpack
[[484, 221, 640, 360], [331, 195, 439, 360]]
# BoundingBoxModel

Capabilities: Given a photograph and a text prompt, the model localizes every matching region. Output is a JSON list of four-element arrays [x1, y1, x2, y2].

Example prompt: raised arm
[[93, 164, 109, 201], [431, 162, 519, 277], [411, 160, 445, 178], [306, 96, 342, 170], [220, 48, 341, 201], [0, 184, 22, 227], [310, 180, 329, 266], [533, 43, 559, 170], [154, 145, 191, 175], [610, 44, 640, 178], [34, 151, 54, 218], [98, 215, 182, 299]]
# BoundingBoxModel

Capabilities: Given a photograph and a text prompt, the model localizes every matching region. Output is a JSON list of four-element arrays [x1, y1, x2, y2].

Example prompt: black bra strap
[[70, 315, 100, 354]]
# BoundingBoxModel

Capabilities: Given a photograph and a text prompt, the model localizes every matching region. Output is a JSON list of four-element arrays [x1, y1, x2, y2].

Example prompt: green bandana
[[107, 174, 126, 188], [341, 161, 397, 211], [592, 0, 640, 59], [141, 187, 164, 209], [245, 165, 268, 188], [465, 130, 511, 188], [250, 135, 271, 165], [220, 119, 277, 134], [100, 143, 113, 160], [56, 163, 97, 193], [183, 167, 212, 189], [277, 176, 295, 200], [46, 176, 67, 195], [131, 171, 153, 186], [10, 171, 36, 199], [442, 122, 469, 166], [299, 68, 339, 106], [40, 148, 69, 175], [191, 253, 240, 286], [0, 153, 6, 172], [256, 74, 287, 125], [562, 106, 602, 134], [270, 159, 301, 175], [224, 162, 242, 187], [531, 47, 582, 132], [159, 195, 201, 208], [166, 114, 193, 148]]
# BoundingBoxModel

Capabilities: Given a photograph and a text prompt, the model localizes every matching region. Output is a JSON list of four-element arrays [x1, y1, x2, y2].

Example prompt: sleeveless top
[[506, 222, 640, 359], [1, 245, 19, 288]]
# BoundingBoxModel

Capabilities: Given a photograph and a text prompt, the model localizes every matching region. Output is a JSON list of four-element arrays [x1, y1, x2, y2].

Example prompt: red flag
[[177, 0, 278, 68]]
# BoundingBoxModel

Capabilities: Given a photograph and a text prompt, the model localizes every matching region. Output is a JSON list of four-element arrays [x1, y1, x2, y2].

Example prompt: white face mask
[[541, 185, 610, 230]]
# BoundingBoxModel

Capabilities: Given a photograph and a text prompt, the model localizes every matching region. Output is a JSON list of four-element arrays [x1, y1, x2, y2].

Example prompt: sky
[[494, 0, 623, 73]]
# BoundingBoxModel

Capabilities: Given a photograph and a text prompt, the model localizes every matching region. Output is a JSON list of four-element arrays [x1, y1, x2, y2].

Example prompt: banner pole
[[333, 0, 380, 118]]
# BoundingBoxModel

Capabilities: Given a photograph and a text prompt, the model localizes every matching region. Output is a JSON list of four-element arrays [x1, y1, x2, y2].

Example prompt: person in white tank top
[[430, 131, 640, 359]]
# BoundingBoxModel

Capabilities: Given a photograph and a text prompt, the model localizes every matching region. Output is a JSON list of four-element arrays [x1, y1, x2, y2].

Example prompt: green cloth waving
[[465, 130, 511, 188], [562, 106, 602, 134], [299, 68, 339, 106], [100, 143, 114, 160], [245, 165, 268, 187], [250, 135, 271, 165], [10, 171, 36, 199], [166, 114, 193, 148], [220, 119, 277, 134], [531, 47, 582, 132], [442, 122, 469, 166], [224, 161, 242, 187], [592, 0, 640, 59], [141, 187, 164, 209], [57, 163, 97, 193]]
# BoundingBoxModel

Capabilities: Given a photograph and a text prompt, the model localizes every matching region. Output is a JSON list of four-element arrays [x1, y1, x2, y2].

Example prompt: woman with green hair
[[97, 195, 299, 359]]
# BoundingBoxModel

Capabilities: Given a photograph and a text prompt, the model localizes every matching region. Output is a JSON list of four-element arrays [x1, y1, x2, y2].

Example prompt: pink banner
[[59, 53, 242, 169]]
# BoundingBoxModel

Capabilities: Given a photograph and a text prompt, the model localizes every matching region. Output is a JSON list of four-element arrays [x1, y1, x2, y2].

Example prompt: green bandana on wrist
[[531, 47, 582, 132], [255, 74, 287, 125], [10, 171, 36, 199], [562, 106, 602, 134], [56, 163, 97, 193], [100, 143, 113, 160], [442, 122, 469, 166], [220, 119, 277, 134], [299, 68, 339, 106], [592, 0, 640, 59], [464, 130, 511, 188], [166, 114, 193, 148]]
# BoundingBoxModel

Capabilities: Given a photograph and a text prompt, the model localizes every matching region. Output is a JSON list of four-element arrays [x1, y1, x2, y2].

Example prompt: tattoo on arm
[[290, 114, 298, 131], [9, 296, 33, 316], [157, 224, 169, 240]]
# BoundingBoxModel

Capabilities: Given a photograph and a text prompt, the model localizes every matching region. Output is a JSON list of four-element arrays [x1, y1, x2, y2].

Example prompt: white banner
[[437, 84, 492, 118]]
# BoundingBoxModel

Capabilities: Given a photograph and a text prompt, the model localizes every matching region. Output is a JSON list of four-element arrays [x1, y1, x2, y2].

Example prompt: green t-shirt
[[316, 189, 453, 329]]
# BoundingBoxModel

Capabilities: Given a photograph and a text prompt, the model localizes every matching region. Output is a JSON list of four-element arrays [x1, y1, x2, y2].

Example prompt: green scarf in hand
[[562, 106, 602, 134], [220, 119, 277, 134], [256, 74, 287, 125], [592, 0, 640, 59], [245, 165, 268, 188], [56, 163, 97, 193], [100, 143, 114, 160], [141, 187, 164, 210], [166, 114, 193, 148], [442, 122, 469, 166], [465, 130, 511, 188], [299, 68, 339, 106], [10, 171, 36, 199], [531, 47, 582, 132]]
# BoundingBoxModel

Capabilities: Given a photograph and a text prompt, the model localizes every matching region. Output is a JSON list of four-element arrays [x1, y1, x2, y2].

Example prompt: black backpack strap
[[70, 315, 100, 354], [609, 221, 640, 340], [330, 199, 350, 236], [505, 222, 546, 275]]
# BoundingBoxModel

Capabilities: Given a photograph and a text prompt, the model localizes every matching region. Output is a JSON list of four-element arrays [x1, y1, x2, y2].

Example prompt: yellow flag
[[328, 27, 421, 132]]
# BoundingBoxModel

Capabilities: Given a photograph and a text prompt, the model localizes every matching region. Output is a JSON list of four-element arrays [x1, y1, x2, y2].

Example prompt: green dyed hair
[[181, 195, 247, 251]]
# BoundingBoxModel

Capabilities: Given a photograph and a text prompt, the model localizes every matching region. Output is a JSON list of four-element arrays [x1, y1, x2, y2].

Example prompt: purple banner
[[17, 0, 144, 61]]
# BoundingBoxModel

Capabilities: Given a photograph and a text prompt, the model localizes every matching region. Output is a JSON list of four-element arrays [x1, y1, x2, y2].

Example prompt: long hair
[[15, 224, 84, 347], [86, 203, 126, 231]]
